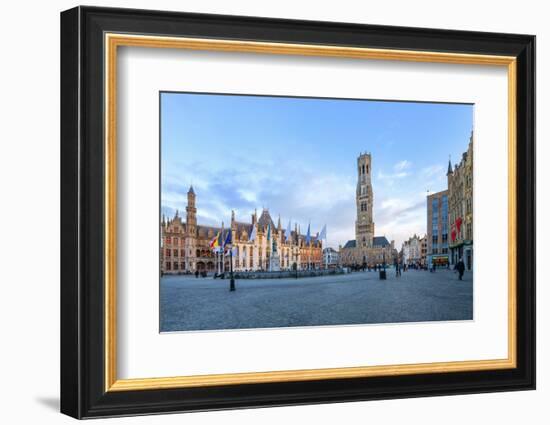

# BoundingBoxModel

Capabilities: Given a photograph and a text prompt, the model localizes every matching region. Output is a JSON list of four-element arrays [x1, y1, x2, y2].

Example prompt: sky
[[160, 92, 473, 250]]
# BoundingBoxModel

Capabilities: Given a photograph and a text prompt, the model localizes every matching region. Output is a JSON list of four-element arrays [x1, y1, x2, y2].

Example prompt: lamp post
[[379, 251, 387, 280], [228, 244, 235, 291]]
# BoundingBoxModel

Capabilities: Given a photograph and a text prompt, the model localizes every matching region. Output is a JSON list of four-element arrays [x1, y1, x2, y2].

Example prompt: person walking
[[456, 258, 465, 280], [394, 259, 401, 277]]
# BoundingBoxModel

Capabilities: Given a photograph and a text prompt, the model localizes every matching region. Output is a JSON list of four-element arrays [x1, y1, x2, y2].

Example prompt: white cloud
[[238, 189, 258, 204], [394, 159, 412, 171], [421, 164, 445, 178]]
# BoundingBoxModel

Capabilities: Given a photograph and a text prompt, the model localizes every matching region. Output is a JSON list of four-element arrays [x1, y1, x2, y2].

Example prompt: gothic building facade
[[447, 132, 474, 270], [402, 234, 423, 265], [161, 187, 323, 274], [340, 153, 398, 266]]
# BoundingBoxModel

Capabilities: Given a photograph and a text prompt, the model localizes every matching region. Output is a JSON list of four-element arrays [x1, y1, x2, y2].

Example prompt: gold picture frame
[[104, 33, 517, 392]]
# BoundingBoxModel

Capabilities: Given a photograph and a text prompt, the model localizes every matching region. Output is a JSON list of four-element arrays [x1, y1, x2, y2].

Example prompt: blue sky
[[161, 92, 473, 249]]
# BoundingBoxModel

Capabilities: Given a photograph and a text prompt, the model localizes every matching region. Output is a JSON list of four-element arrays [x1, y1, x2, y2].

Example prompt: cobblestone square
[[160, 269, 473, 332]]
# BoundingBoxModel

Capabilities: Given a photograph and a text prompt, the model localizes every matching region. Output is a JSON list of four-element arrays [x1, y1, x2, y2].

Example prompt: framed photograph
[[60, 6, 535, 419]]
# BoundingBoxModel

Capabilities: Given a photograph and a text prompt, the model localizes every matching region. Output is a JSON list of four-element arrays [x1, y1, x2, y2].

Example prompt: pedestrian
[[394, 259, 401, 277], [456, 258, 465, 280], [195, 270, 199, 278]]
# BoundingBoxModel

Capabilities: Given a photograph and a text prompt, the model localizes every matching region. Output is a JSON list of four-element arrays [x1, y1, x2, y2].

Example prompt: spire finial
[[447, 155, 453, 175]]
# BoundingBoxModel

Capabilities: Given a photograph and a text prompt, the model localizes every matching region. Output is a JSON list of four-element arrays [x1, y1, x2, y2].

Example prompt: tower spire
[[186, 184, 197, 235], [447, 155, 453, 175]]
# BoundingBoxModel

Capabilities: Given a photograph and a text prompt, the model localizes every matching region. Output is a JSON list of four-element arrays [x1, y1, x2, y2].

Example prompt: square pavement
[[160, 268, 473, 332]]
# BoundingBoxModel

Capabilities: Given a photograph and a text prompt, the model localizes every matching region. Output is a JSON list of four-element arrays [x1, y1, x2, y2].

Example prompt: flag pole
[[229, 246, 235, 291], [324, 226, 327, 270]]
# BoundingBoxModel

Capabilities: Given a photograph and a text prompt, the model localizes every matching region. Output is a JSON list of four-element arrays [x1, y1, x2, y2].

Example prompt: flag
[[305, 222, 311, 245], [224, 228, 232, 247], [319, 224, 327, 241], [209, 231, 220, 249], [225, 247, 237, 257], [249, 224, 256, 242], [285, 220, 291, 241], [455, 217, 463, 233], [214, 231, 224, 253]]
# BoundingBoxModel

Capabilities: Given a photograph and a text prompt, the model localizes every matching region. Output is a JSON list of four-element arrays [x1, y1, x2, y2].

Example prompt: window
[[174, 262, 179, 270], [166, 262, 171, 270], [165, 248, 171, 257]]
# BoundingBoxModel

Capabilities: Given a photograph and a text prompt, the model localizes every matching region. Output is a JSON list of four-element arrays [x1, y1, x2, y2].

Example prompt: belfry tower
[[355, 153, 374, 248]]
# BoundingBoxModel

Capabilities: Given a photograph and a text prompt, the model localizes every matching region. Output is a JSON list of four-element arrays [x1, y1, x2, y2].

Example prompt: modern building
[[427, 189, 449, 267], [161, 187, 323, 274], [447, 132, 474, 270], [340, 152, 398, 266]]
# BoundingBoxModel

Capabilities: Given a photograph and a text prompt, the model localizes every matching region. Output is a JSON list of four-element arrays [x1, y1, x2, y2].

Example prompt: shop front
[[427, 254, 449, 268], [449, 240, 473, 271]]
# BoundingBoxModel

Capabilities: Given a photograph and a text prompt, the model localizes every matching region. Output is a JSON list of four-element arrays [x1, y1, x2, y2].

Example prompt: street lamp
[[379, 251, 387, 280]]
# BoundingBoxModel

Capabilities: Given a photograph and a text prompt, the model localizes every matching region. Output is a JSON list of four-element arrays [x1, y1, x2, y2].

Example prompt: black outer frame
[[60, 6, 535, 419]]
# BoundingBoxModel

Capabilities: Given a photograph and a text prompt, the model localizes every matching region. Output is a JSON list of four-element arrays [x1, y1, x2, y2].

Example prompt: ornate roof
[[197, 224, 221, 234], [233, 221, 253, 240], [343, 240, 356, 249], [257, 208, 275, 229], [373, 236, 390, 247], [343, 237, 390, 249]]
